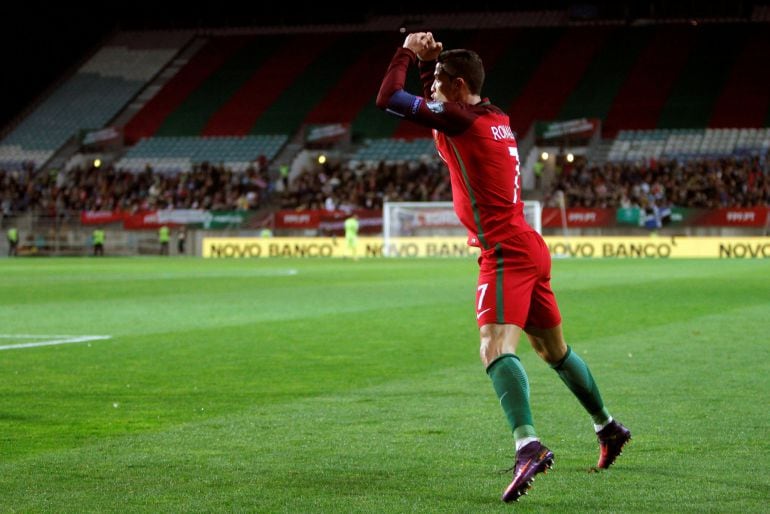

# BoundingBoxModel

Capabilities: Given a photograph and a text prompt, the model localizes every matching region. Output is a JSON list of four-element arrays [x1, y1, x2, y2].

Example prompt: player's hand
[[403, 32, 442, 61], [402, 32, 426, 54], [418, 32, 443, 61]]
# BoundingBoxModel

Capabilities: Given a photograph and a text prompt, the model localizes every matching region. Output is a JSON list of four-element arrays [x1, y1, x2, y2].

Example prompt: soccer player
[[376, 32, 630, 502], [344, 213, 359, 260]]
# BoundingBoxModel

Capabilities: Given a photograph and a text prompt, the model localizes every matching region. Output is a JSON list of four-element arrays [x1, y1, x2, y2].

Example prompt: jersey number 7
[[509, 146, 521, 204]]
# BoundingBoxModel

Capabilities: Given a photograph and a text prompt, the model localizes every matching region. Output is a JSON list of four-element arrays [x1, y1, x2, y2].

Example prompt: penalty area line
[[0, 335, 112, 351]]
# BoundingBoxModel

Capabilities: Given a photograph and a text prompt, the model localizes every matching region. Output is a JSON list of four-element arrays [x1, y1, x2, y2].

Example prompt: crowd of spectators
[[2, 154, 769, 218], [279, 157, 451, 212], [544, 155, 770, 210], [0, 161, 270, 217]]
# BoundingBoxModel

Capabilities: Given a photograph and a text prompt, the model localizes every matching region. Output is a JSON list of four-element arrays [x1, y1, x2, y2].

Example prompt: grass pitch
[[0, 256, 768, 513]]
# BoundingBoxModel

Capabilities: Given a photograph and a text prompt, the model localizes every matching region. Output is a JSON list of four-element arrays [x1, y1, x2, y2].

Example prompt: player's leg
[[482, 323, 554, 501], [525, 281, 630, 468], [525, 324, 610, 424], [523, 230, 611, 425], [481, 323, 535, 446], [478, 244, 539, 449], [478, 241, 553, 501], [525, 230, 630, 468]]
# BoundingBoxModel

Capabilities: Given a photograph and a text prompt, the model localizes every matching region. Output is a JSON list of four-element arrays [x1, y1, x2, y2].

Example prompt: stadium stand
[[123, 36, 250, 143], [280, 157, 451, 211], [475, 27, 562, 133], [115, 135, 288, 173], [544, 154, 769, 210], [557, 27, 651, 123], [352, 138, 436, 162], [247, 33, 368, 135], [709, 29, 770, 128], [1, 12, 768, 219], [606, 128, 770, 163], [0, 43, 179, 170], [156, 36, 281, 136], [602, 26, 696, 137], [303, 40, 396, 127], [91, 23, 770, 150], [201, 34, 303, 136], [506, 27, 611, 136], [656, 24, 747, 129]]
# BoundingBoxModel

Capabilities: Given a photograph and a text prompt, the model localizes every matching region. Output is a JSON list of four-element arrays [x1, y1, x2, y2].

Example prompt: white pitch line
[[0, 334, 86, 338], [0, 335, 112, 351]]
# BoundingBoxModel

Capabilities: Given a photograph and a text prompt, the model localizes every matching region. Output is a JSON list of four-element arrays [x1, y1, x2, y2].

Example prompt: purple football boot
[[597, 420, 631, 469], [502, 441, 554, 502]]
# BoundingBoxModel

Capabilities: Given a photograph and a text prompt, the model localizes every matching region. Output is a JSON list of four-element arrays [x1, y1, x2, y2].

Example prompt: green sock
[[551, 346, 610, 424], [486, 354, 536, 441]]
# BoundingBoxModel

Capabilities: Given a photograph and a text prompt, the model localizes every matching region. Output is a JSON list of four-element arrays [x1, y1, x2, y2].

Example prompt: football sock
[[551, 346, 610, 425], [486, 354, 537, 444], [594, 416, 614, 433], [515, 436, 539, 452]]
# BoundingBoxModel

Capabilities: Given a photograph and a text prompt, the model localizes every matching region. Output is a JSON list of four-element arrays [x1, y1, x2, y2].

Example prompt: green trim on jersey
[[495, 243, 505, 324], [447, 137, 488, 249]]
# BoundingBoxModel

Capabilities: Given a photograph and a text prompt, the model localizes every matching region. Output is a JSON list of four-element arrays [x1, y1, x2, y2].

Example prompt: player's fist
[[418, 32, 443, 61], [403, 32, 442, 61], [402, 32, 427, 54]]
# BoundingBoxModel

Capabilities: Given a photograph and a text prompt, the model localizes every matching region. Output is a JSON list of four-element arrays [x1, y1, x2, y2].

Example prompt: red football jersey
[[377, 48, 532, 249]]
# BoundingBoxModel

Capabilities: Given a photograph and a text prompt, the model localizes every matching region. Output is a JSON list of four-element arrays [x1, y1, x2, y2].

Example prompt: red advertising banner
[[83, 210, 248, 230], [122, 211, 171, 229], [275, 210, 382, 234], [80, 211, 125, 225], [691, 208, 769, 227], [318, 210, 382, 235], [274, 211, 322, 229], [542, 208, 616, 228], [85, 207, 769, 232]]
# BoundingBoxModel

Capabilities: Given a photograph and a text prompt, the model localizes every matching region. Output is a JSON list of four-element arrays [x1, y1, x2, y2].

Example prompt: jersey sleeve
[[418, 59, 434, 99], [376, 48, 475, 136]]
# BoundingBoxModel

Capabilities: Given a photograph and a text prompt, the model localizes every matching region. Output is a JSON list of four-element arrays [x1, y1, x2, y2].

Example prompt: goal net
[[382, 201, 542, 256]]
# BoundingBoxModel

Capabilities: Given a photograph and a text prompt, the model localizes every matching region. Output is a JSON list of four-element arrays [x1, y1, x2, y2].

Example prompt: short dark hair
[[437, 49, 485, 95]]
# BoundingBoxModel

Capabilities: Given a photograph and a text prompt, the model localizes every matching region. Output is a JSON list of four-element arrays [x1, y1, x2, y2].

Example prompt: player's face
[[431, 64, 457, 102]]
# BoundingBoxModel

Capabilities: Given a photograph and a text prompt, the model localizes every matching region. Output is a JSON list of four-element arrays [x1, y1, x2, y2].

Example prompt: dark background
[[0, 1, 760, 132]]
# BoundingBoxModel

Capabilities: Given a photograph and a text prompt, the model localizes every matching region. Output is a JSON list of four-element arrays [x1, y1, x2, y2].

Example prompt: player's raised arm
[[376, 32, 474, 136], [375, 32, 429, 112], [417, 32, 442, 99]]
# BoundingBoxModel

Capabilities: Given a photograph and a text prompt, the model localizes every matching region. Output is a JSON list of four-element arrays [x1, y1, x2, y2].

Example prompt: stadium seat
[[115, 135, 288, 173]]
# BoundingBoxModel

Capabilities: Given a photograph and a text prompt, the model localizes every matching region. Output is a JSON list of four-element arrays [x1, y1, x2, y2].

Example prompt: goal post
[[382, 200, 542, 256]]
